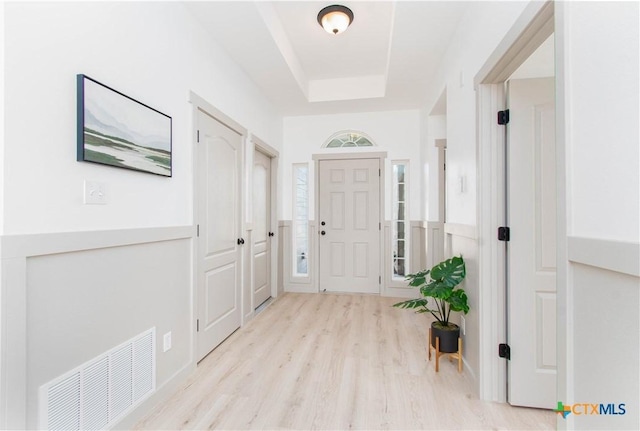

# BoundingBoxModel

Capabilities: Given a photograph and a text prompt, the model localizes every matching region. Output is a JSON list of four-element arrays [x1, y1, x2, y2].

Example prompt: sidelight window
[[392, 161, 409, 279], [293, 164, 309, 276]]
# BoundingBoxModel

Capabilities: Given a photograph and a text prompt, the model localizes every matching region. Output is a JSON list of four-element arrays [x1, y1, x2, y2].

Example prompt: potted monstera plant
[[393, 255, 469, 353]]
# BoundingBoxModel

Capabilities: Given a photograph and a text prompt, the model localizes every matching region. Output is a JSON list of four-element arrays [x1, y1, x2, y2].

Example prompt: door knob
[[268, 232, 274, 237], [321, 221, 326, 226], [237, 238, 245, 245], [321, 230, 326, 236]]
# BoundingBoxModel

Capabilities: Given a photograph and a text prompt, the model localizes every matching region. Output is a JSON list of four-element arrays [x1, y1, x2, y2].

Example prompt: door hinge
[[497, 109, 510, 125], [379, 275, 381, 284], [197, 319, 200, 332], [379, 168, 381, 177], [379, 222, 381, 230], [498, 226, 510, 241], [197, 130, 200, 142], [498, 343, 510, 360], [197, 224, 200, 237]]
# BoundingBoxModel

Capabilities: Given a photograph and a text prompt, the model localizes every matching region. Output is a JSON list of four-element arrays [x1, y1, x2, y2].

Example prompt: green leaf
[[405, 270, 429, 287], [448, 289, 470, 314], [392, 298, 428, 309], [395, 256, 469, 322], [420, 281, 452, 300], [430, 256, 466, 288]]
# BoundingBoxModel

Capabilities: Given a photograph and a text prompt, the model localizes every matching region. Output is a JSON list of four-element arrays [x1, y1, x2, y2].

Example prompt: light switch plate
[[84, 180, 107, 205], [163, 332, 172, 352]]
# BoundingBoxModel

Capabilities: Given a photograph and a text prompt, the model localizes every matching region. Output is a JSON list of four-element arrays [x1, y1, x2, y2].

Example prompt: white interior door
[[318, 158, 380, 293], [253, 149, 271, 308], [507, 77, 556, 408], [196, 109, 242, 361]]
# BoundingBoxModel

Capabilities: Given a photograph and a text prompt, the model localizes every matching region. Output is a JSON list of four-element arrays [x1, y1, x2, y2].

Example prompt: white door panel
[[507, 77, 556, 408], [204, 264, 237, 326], [319, 159, 380, 293], [197, 109, 242, 361], [253, 149, 271, 308]]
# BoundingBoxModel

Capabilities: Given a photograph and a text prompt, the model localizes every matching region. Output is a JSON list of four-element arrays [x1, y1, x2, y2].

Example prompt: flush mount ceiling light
[[317, 5, 354, 35]]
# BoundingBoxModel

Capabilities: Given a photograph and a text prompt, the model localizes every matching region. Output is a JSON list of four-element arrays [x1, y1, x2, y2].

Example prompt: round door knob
[[321, 221, 326, 226], [321, 230, 326, 235]]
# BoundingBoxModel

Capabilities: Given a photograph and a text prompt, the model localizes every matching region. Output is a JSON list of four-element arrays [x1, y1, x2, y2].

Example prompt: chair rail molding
[[568, 237, 640, 278]]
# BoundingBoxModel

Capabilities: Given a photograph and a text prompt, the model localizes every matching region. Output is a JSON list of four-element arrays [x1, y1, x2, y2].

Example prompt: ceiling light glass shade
[[317, 5, 354, 35]]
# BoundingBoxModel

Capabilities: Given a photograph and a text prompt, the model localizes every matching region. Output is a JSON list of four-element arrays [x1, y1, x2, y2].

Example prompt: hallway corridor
[[136, 293, 554, 430]]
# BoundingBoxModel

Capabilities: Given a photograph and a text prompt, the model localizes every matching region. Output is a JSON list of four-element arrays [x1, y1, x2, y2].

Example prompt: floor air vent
[[40, 328, 156, 430]]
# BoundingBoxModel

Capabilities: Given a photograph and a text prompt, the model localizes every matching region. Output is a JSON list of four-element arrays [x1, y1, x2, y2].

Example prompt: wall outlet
[[461, 316, 466, 336], [163, 331, 172, 352], [84, 180, 107, 205]]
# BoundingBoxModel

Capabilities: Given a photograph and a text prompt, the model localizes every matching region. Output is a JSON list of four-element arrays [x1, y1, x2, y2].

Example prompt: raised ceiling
[[184, 1, 470, 116]]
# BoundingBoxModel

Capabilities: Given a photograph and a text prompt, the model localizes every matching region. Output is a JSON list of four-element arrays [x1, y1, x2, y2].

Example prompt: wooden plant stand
[[428, 327, 463, 372]]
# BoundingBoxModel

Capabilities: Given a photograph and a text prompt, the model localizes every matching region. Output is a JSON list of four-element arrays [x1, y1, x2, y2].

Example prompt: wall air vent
[[39, 328, 156, 430]]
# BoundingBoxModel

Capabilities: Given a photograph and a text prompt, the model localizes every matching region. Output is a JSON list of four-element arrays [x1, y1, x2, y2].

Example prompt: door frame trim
[[312, 151, 387, 293], [189, 91, 248, 361], [473, 0, 558, 404]]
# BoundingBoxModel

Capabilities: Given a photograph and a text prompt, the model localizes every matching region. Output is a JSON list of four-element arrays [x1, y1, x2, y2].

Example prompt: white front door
[[507, 77, 556, 408], [253, 149, 271, 308], [196, 108, 242, 361], [318, 158, 380, 293]]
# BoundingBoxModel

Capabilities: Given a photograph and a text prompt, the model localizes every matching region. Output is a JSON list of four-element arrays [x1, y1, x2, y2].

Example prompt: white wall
[[0, 2, 5, 232], [425, 115, 446, 222], [418, 0, 531, 388], [562, 2, 639, 243], [557, 2, 639, 429], [3, 1, 282, 235], [421, 1, 640, 422], [282, 110, 421, 222], [2, 2, 283, 428], [421, 0, 530, 226]]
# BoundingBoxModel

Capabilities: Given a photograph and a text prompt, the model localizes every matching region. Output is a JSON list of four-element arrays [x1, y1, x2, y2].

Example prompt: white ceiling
[[184, 1, 470, 116]]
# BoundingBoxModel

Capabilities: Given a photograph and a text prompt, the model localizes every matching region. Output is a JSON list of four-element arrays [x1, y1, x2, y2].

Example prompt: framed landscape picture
[[77, 74, 172, 177]]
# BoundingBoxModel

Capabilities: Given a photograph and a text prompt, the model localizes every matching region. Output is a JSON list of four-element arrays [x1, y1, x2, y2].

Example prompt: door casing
[[473, 0, 561, 404], [312, 152, 387, 293]]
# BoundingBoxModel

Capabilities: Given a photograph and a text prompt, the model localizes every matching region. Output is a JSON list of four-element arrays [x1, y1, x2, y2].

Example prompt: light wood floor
[[135, 293, 554, 430]]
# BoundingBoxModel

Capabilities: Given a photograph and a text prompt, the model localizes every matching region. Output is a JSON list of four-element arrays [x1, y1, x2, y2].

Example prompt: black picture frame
[[77, 74, 172, 177]]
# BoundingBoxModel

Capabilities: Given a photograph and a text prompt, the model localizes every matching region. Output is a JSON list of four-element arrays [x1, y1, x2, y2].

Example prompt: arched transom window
[[323, 131, 375, 148]]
